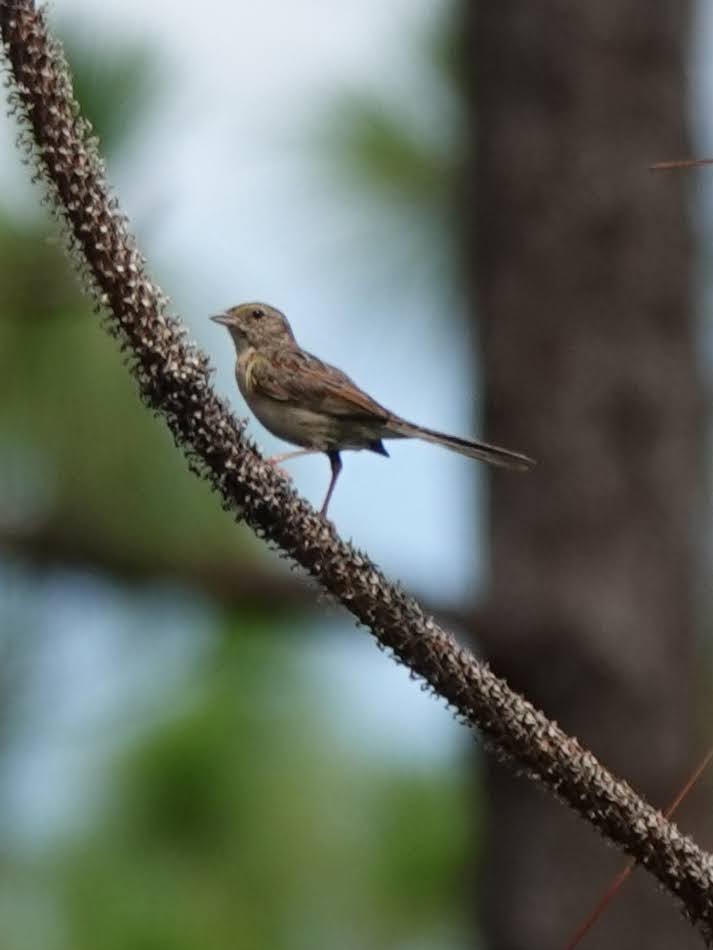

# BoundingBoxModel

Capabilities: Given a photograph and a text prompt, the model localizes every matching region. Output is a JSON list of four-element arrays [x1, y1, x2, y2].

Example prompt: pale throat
[[236, 346, 258, 398], [229, 328, 251, 355]]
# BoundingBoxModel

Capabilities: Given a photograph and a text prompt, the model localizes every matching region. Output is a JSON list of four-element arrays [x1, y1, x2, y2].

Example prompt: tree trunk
[[466, 4, 707, 947]]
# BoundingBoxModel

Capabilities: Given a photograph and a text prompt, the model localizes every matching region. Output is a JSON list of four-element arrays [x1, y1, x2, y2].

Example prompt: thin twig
[[651, 158, 713, 170], [564, 745, 713, 949], [2, 1, 713, 940]]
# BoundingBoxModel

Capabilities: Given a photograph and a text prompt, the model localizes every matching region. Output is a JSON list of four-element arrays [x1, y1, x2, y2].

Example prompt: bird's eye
[[252, 307, 264, 319]]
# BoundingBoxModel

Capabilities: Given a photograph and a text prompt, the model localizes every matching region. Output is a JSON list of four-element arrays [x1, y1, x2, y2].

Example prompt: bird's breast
[[234, 348, 381, 452], [235, 348, 316, 448]]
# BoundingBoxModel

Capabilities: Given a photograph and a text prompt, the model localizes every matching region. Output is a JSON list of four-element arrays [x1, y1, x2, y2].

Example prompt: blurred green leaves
[[325, 95, 456, 212], [64, 38, 157, 156], [0, 14, 474, 950], [51, 630, 470, 950], [316, 8, 466, 308], [0, 33, 248, 572]]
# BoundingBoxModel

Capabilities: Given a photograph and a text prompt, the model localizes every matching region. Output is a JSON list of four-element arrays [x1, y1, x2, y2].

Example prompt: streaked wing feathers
[[249, 348, 390, 421]]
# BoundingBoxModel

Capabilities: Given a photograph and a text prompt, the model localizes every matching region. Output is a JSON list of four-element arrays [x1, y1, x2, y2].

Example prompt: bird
[[211, 302, 535, 516]]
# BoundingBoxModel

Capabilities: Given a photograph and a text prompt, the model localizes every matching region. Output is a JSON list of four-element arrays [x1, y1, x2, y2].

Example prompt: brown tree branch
[[0, 518, 325, 613], [2, 2, 713, 939], [0, 518, 475, 628]]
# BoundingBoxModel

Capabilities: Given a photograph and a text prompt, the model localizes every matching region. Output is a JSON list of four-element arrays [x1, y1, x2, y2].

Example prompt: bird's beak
[[210, 313, 232, 326]]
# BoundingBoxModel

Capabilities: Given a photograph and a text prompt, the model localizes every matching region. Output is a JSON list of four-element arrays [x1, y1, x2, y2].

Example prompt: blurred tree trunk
[[466, 4, 707, 948]]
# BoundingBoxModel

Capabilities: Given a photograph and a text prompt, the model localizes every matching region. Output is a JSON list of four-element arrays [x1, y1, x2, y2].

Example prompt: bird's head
[[211, 302, 296, 352]]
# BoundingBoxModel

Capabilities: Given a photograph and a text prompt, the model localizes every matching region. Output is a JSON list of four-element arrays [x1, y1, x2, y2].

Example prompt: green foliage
[[0, 17, 475, 950], [61, 32, 159, 155], [325, 95, 456, 212], [48, 630, 471, 950], [317, 8, 466, 306], [0, 270, 247, 564], [322, 10, 465, 213], [0, 41, 248, 569]]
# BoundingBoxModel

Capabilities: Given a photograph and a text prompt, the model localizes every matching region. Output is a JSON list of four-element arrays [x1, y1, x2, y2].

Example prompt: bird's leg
[[266, 447, 321, 478], [320, 451, 342, 517]]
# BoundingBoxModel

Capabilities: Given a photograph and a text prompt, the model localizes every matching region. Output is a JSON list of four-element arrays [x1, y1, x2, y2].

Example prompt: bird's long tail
[[385, 419, 536, 471]]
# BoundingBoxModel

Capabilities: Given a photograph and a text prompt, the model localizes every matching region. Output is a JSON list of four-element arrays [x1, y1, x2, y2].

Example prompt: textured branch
[[2, 1, 713, 938]]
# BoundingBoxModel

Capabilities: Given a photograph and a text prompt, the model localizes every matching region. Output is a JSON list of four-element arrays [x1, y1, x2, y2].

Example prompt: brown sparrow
[[212, 303, 535, 515]]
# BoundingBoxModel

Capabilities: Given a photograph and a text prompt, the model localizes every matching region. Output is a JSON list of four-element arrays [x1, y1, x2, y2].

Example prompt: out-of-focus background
[[0, 2, 710, 948]]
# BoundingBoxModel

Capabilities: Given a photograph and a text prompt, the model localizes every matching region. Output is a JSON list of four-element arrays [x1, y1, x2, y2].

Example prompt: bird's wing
[[249, 348, 391, 421]]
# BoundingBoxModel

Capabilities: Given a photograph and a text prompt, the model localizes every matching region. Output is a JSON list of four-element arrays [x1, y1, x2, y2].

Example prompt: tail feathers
[[386, 419, 535, 471]]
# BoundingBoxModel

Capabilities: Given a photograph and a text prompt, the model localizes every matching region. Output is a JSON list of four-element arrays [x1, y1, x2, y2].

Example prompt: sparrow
[[211, 303, 535, 516]]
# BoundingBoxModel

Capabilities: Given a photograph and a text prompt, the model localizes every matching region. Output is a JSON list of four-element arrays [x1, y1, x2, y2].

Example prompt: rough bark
[[469, 3, 708, 948]]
